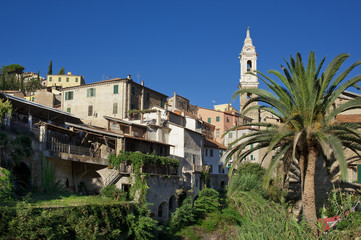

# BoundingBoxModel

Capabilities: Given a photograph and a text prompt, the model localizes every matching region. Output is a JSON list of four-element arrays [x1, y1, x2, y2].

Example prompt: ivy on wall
[[108, 151, 179, 203]]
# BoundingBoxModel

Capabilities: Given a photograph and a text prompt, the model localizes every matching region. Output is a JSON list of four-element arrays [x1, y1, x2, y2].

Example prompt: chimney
[[141, 80, 144, 86], [67, 72, 72, 75]]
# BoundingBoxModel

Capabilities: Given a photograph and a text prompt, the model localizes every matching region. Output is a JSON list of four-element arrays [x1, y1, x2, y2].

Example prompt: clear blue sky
[[1, 0, 361, 110]]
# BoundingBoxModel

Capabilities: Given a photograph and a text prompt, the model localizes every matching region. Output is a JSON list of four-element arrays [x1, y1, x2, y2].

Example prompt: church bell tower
[[239, 27, 259, 121]]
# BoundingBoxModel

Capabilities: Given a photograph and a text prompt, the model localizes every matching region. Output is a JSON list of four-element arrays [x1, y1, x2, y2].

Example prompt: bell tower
[[239, 27, 259, 122]]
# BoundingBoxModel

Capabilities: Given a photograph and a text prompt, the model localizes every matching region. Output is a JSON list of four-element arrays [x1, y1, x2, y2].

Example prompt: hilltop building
[[61, 75, 167, 127], [47, 72, 85, 88]]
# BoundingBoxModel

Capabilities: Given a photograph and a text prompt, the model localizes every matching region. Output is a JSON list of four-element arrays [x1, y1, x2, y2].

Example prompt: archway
[[79, 170, 103, 194], [247, 60, 252, 71], [158, 202, 168, 220], [12, 162, 31, 195], [169, 195, 177, 215], [220, 181, 225, 189]]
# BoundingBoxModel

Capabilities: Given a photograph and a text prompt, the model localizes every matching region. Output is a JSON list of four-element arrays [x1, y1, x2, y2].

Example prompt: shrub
[[126, 204, 160, 240], [1, 202, 141, 239], [169, 197, 197, 232], [101, 184, 126, 201], [0, 167, 13, 200], [228, 162, 266, 196], [194, 188, 220, 217]]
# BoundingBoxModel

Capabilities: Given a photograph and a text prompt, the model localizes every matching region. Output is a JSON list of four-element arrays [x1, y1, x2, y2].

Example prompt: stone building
[[203, 138, 228, 190], [61, 76, 167, 127]]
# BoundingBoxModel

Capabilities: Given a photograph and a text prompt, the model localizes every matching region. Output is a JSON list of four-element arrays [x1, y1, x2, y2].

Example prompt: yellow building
[[46, 72, 85, 88]]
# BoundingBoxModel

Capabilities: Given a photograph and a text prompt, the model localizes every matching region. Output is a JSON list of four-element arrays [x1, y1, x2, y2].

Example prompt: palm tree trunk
[[302, 146, 318, 233], [299, 153, 305, 195]]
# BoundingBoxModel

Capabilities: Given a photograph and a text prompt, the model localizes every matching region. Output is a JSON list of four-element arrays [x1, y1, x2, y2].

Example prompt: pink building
[[198, 107, 252, 145]]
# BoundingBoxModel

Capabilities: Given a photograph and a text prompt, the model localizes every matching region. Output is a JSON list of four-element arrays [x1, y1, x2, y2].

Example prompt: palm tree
[[227, 52, 361, 229], [25, 77, 42, 92]]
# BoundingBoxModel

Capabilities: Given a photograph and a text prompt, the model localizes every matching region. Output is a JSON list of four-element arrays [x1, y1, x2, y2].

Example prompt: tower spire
[[244, 26, 253, 46]]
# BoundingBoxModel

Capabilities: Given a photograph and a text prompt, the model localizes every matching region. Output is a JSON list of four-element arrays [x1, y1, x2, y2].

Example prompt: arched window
[[247, 60, 252, 71], [113, 102, 118, 114]]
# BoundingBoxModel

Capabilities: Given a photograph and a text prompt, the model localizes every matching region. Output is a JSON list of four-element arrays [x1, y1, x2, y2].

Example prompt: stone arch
[[79, 170, 103, 194], [247, 60, 252, 71], [12, 162, 31, 195], [158, 202, 168, 220], [169, 195, 177, 215]]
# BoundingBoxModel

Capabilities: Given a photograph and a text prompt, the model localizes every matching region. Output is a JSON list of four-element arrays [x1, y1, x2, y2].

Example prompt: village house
[[61, 75, 167, 127]]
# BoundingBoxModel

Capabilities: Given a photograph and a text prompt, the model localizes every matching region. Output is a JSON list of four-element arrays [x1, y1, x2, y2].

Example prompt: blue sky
[[1, 0, 361, 110]]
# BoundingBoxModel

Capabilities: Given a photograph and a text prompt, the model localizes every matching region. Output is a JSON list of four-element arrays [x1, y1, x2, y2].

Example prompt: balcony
[[44, 141, 108, 165], [193, 164, 209, 173]]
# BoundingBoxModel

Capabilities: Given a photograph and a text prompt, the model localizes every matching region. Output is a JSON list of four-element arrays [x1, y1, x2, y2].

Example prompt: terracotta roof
[[204, 138, 227, 150], [336, 114, 361, 123]]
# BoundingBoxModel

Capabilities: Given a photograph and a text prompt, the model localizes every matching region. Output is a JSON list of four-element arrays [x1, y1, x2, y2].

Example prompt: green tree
[[57, 67, 65, 75], [227, 52, 361, 230], [48, 60, 52, 75], [0, 99, 12, 123], [2, 64, 25, 75], [1, 64, 25, 90], [25, 77, 42, 91]]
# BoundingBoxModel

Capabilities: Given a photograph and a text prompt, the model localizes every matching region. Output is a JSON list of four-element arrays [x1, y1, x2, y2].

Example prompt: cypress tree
[[48, 60, 52, 75], [57, 67, 65, 75]]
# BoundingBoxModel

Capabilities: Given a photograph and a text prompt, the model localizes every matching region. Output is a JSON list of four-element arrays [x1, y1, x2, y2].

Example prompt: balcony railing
[[45, 141, 97, 157], [193, 164, 209, 173]]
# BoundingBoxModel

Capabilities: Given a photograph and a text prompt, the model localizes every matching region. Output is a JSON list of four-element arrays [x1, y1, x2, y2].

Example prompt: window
[[113, 102, 118, 114], [58, 77, 61, 82], [65, 91, 73, 100], [227, 117, 229, 123], [209, 165, 213, 173], [145, 92, 150, 102], [210, 149, 213, 157], [131, 86, 135, 95], [75, 77, 79, 82], [219, 165, 224, 174], [207, 117, 211, 123], [160, 98, 164, 108], [66, 107, 71, 113], [247, 60, 252, 71], [87, 88, 96, 97], [205, 148, 208, 156], [113, 85, 119, 94], [88, 105, 93, 116], [31, 97, 34, 101], [229, 132, 233, 138], [251, 155, 254, 160], [49, 77, 52, 82], [216, 129, 220, 138], [66, 77, 69, 82], [251, 144, 254, 149], [216, 116, 220, 122]]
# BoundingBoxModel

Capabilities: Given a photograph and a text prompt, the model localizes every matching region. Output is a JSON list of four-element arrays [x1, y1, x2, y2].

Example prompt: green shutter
[[93, 88, 96, 96], [358, 164, 361, 183], [208, 118, 211, 123], [114, 85, 118, 94], [65, 92, 68, 100], [87, 89, 89, 97]]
